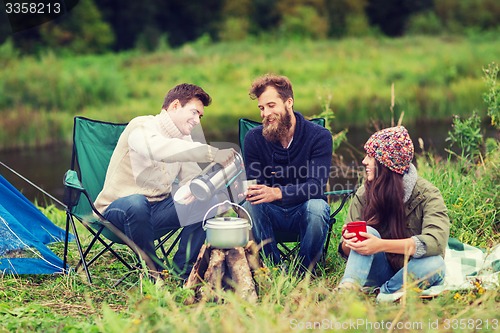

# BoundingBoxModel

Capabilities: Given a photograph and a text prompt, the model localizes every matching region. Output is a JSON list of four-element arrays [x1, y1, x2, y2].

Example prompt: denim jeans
[[340, 226, 445, 294], [103, 193, 219, 278], [243, 199, 330, 271]]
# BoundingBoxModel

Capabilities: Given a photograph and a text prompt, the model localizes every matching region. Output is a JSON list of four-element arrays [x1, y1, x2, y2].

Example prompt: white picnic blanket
[[423, 238, 500, 296]]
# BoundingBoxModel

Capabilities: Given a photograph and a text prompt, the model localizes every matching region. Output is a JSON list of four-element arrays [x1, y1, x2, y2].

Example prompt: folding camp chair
[[62, 116, 180, 286], [238, 117, 354, 264]]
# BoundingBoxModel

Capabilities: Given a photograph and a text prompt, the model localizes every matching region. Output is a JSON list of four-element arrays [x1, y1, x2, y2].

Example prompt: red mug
[[345, 221, 367, 241]]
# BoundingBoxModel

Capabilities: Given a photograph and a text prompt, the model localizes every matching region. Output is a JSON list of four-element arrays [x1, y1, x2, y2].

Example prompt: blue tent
[[0, 174, 72, 274]]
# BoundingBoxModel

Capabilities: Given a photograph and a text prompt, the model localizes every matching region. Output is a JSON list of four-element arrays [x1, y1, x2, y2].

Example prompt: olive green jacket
[[345, 176, 450, 271]]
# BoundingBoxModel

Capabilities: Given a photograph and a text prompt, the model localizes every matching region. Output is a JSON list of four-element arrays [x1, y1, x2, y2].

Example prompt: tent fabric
[[0, 174, 72, 274]]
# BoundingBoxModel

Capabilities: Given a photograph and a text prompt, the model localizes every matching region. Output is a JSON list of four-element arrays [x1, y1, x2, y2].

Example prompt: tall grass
[[417, 145, 499, 247], [0, 52, 128, 111], [1, 36, 499, 149], [1, 143, 498, 332]]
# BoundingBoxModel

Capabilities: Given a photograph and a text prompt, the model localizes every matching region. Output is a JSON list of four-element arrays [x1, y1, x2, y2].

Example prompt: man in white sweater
[[94, 83, 235, 279]]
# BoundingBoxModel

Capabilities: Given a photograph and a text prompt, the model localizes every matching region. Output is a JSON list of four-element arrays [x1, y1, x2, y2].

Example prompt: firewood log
[[226, 247, 258, 303], [201, 248, 226, 302], [244, 241, 261, 272], [184, 244, 210, 305]]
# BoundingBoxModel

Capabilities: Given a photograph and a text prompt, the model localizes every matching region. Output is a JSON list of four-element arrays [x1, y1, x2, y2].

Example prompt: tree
[[39, 0, 114, 53], [366, 0, 433, 36], [159, 0, 223, 46], [250, 0, 280, 34]]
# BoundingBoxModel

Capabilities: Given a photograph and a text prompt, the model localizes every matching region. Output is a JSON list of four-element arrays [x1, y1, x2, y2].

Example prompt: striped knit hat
[[364, 126, 414, 175]]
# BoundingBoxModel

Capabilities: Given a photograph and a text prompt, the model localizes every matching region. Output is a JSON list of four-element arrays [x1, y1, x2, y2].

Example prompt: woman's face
[[362, 154, 377, 181]]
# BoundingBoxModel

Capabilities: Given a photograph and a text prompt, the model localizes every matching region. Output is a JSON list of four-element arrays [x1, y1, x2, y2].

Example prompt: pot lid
[[205, 217, 249, 228]]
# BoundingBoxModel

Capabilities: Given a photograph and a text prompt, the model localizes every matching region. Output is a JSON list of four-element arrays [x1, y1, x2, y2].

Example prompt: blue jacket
[[243, 112, 333, 207]]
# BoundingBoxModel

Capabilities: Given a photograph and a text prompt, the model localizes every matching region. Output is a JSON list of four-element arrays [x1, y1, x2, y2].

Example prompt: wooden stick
[[201, 248, 226, 302], [244, 240, 261, 272], [226, 247, 258, 303], [184, 244, 210, 305]]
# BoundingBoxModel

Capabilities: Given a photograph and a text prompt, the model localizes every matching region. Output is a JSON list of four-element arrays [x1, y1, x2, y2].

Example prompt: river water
[[0, 120, 496, 206]]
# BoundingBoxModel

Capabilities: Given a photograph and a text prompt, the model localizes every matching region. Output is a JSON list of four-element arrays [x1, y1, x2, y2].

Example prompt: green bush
[[435, 0, 500, 33], [446, 112, 484, 161], [483, 62, 499, 129], [218, 17, 250, 42], [407, 11, 443, 35], [278, 5, 328, 40]]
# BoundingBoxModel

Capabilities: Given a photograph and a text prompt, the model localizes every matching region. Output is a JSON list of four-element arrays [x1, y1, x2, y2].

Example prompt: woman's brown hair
[[363, 160, 407, 239]]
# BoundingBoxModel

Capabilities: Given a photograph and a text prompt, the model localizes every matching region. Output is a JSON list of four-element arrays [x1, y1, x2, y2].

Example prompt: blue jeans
[[340, 226, 445, 293], [243, 199, 330, 271], [103, 194, 219, 278]]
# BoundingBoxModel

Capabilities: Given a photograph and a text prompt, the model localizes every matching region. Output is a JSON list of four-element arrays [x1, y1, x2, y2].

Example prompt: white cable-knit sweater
[[94, 110, 218, 213]]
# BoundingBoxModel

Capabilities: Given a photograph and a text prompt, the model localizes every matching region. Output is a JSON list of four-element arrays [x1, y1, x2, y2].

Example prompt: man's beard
[[262, 111, 292, 143]]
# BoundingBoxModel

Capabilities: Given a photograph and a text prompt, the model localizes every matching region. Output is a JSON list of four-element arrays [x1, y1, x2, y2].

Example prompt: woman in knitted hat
[[336, 126, 450, 302]]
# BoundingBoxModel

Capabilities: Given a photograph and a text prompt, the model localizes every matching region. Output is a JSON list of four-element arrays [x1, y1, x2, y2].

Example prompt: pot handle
[[202, 199, 253, 230]]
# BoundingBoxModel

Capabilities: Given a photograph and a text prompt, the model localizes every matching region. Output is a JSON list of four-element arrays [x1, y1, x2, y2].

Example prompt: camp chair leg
[[66, 213, 93, 284], [78, 226, 105, 264], [155, 229, 177, 261], [73, 225, 109, 271], [90, 245, 135, 271], [164, 232, 182, 258], [111, 230, 184, 287], [320, 218, 336, 266], [112, 231, 184, 287], [154, 230, 182, 269], [278, 243, 298, 260], [79, 226, 136, 272], [70, 219, 133, 283], [63, 214, 72, 275], [83, 242, 114, 267]]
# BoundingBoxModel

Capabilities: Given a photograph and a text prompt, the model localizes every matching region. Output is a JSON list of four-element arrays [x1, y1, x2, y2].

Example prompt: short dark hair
[[249, 74, 294, 102], [162, 83, 212, 109]]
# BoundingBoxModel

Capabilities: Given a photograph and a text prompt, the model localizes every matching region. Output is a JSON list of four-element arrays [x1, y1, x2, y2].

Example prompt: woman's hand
[[343, 231, 381, 256], [341, 224, 360, 243]]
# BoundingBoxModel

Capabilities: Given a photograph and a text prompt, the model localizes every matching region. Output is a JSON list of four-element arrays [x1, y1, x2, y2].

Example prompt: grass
[[1, 142, 499, 332], [1, 35, 500, 149]]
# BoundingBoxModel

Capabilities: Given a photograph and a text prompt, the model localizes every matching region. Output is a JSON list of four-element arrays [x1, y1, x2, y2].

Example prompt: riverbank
[[1, 35, 499, 150]]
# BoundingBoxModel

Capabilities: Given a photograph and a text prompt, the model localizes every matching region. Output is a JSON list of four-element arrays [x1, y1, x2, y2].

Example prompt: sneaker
[[360, 286, 380, 296], [376, 291, 405, 303]]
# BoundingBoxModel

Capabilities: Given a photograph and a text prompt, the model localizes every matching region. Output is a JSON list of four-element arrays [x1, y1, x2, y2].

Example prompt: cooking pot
[[202, 200, 253, 249]]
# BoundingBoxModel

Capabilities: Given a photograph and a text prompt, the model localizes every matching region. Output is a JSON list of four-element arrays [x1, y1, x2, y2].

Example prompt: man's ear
[[286, 97, 294, 111], [167, 99, 181, 111]]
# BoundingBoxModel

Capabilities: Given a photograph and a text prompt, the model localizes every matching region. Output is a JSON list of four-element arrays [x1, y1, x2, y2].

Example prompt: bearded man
[[242, 74, 333, 274]]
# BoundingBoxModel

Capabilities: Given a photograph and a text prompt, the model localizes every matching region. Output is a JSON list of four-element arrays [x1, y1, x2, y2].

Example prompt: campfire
[[183, 241, 264, 304]]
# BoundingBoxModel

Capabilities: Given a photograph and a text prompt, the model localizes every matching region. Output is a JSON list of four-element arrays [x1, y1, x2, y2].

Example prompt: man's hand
[[246, 184, 282, 204], [213, 148, 236, 167]]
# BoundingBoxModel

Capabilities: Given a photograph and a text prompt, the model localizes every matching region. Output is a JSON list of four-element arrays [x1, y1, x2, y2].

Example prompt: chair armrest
[[327, 188, 356, 221], [63, 170, 85, 191], [324, 189, 355, 196]]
